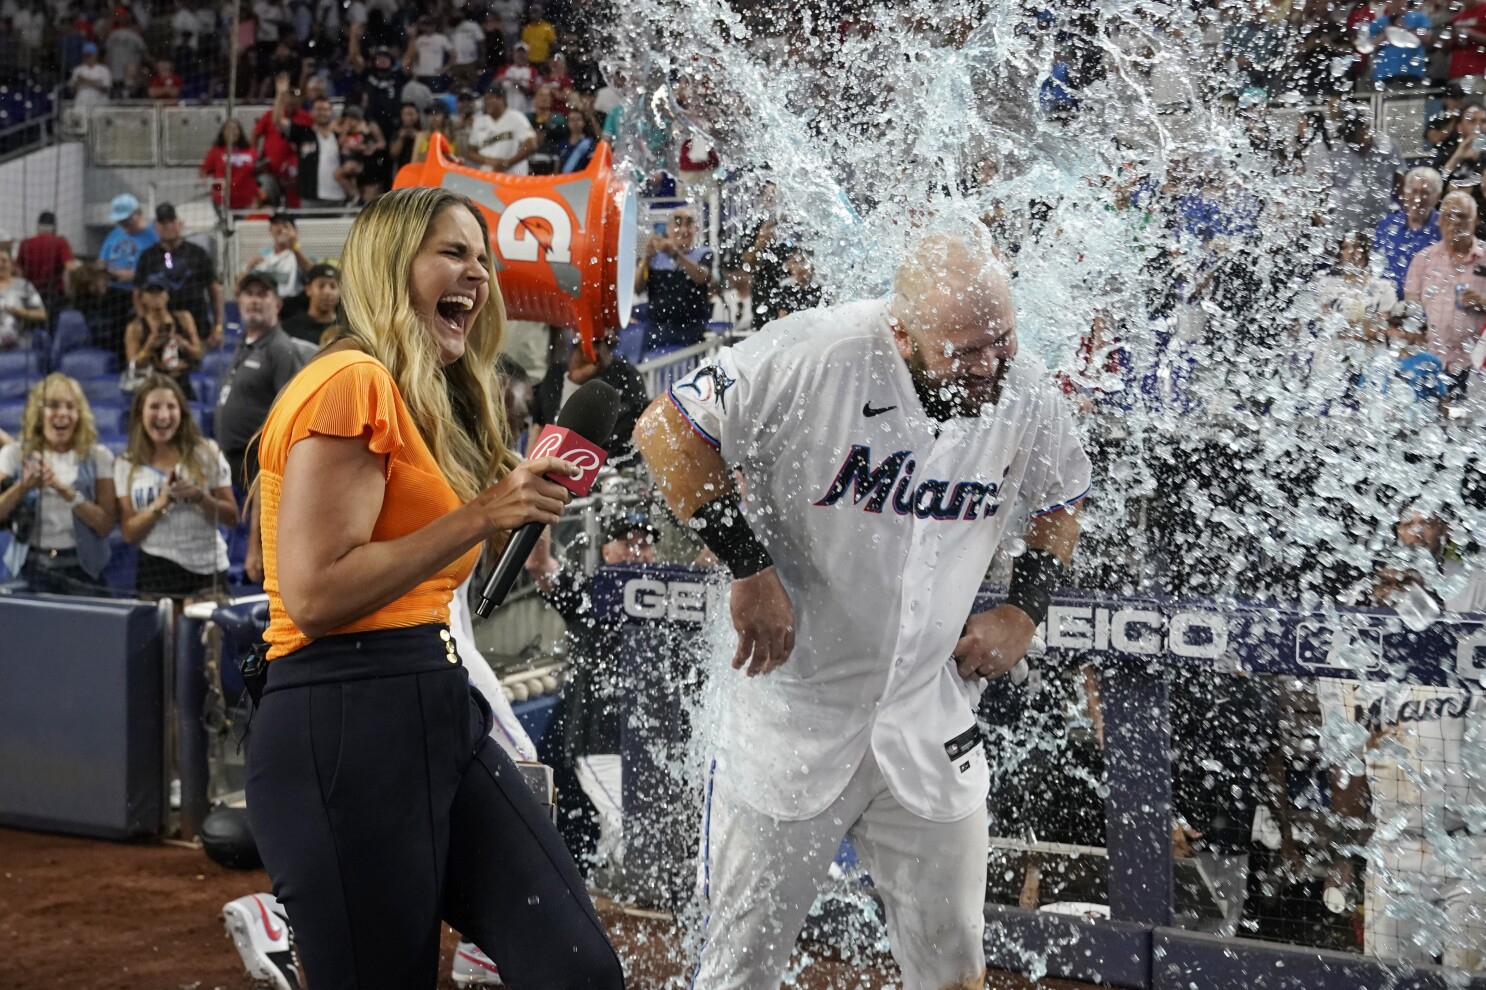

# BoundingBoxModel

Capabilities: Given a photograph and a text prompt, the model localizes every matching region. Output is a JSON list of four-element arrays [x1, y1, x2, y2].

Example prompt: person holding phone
[[634, 204, 717, 354], [126, 272, 204, 398]]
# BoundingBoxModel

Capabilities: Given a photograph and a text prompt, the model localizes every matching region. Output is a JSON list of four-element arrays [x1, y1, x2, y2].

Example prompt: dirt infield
[[0, 826, 1099, 990]]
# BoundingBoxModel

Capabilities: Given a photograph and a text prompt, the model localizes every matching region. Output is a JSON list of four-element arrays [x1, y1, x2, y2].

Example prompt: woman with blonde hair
[[245, 186, 623, 990], [0, 373, 116, 593], [116, 375, 237, 600]]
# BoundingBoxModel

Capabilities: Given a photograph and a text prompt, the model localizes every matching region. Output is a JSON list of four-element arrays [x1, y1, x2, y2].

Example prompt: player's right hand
[[730, 566, 795, 677]]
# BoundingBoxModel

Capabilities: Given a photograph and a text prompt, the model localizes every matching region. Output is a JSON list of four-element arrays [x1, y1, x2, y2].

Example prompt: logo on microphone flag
[[529, 425, 607, 495]]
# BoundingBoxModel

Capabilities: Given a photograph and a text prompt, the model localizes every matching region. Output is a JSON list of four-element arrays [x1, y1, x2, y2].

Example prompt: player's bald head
[[888, 234, 1018, 415], [889, 233, 1014, 340]]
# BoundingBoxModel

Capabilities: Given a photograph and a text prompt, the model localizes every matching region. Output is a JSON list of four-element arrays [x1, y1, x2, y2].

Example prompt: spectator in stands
[[0, 251, 45, 350], [283, 262, 339, 344], [1375, 166, 1442, 295], [527, 86, 567, 173], [125, 273, 203, 398], [404, 16, 452, 89], [495, 41, 539, 113], [133, 203, 224, 349], [1427, 83, 1468, 163], [99, 193, 158, 357], [68, 41, 110, 111], [1403, 190, 1486, 379], [104, 10, 149, 97], [331, 105, 381, 204], [1441, 105, 1486, 184], [453, 88, 478, 149], [201, 119, 261, 211], [248, 212, 313, 306], [533, 329, 649, 467], [555, 102, 597, 173], [1448, 1, 1486, 80], [524, 510, 660, 873], [775, 244, 822, 318], [415, 103, 459, 161], [0, 374, 116, 595], [147, 56, 182, 102], [274, 74, 345, 208], [449, 4, 484, 91], [635, 205, 717, 353], [215, 271, 305, 493], [1366, 2, 1432, 87], [522, 2, 558, 64], [15, 211, 76, 321], [543, 52, 575, 111], [389, 102, 423, 170], [116, 374, 237, 600], [1308, 232, 1399, 393], [467, 87, 537, 174], [357, 46, 408, 141], [497, 352, 533, 452], [1304, 108, 1405, 240]]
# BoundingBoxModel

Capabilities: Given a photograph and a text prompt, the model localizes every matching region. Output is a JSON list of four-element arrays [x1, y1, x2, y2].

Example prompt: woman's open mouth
[[436, 292, 476, 335]]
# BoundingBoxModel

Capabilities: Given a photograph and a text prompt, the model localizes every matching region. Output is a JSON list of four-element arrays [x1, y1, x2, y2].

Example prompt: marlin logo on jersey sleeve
[[814, 444, 1007, 521], [673, 365, 736, 412]]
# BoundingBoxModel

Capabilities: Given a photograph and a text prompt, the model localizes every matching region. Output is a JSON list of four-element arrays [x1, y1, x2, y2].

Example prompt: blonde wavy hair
[[19, 373, 98, 457], [122, 375, 216, 487], [334, 187, 518, 500]]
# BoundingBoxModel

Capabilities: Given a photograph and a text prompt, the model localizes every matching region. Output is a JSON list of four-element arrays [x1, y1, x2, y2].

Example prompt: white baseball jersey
[[668, 299, 1092, 822], [1316, 677, 1486, 835]]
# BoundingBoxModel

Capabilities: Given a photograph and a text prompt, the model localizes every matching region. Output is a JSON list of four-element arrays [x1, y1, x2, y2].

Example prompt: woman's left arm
[[177, 311, 205, 362]]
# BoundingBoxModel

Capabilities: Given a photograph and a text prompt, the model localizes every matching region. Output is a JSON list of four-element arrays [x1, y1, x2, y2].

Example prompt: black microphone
[[474, 379, 621, 618]]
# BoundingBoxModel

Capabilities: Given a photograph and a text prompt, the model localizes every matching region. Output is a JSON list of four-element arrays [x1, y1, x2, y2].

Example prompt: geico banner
[[587, 566, 1486, 684]]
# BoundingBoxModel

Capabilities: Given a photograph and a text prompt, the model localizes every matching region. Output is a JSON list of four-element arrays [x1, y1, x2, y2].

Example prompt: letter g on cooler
[[529, 425, 607, 495]]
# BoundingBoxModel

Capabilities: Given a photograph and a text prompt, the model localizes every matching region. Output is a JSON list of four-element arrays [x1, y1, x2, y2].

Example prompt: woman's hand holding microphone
[[473, 456, 581, 533]]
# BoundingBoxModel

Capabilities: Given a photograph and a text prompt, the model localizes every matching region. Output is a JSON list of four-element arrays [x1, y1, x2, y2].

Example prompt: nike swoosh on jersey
[[862, 401, 897, 417]]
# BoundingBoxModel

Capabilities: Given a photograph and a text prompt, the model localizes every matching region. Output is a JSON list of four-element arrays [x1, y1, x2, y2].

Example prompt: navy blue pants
[[245, 625, 624, 990]]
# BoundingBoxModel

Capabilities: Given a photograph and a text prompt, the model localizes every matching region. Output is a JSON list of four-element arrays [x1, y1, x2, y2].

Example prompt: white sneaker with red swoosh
[[451, 940, 504, 986], [222, 892, 303, 990]]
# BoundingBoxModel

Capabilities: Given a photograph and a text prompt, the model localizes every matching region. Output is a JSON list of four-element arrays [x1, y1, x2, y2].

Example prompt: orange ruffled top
[[258, 350, 480, 659]]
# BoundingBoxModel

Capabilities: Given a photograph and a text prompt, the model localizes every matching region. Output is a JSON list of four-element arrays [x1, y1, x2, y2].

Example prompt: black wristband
[[692, 491, 773, 579], [1005, 548, 1063, 628]]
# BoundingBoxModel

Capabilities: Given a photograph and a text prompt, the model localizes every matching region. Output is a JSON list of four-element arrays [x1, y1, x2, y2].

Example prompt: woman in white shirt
[[116, 375, 238, 600], [1308, 230, 1399, 397], [0, 251, 45, 349], [0, 374, 117, 594]]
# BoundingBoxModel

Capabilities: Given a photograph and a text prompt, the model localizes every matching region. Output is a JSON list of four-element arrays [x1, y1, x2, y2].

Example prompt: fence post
[[1103, 660, 1173, 927]]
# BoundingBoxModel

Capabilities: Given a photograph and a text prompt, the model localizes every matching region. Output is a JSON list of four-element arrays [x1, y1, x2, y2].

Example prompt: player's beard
[[905, 343, 1008, 419]]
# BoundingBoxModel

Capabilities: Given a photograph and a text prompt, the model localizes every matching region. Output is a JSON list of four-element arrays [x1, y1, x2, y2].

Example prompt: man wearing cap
[[355, 46, 408, 139], [247, 212, 314, 316], [283, 262, 339, 345], [133, 203, 225, 348], [99, 194, 158, 355], [494, 40, 538, 113], [216, 271, 306, 494], [533, 328, 649, 467], [467, 87, 538, 174], [16, 212, 77, 319], [68, 42, 111, 112]]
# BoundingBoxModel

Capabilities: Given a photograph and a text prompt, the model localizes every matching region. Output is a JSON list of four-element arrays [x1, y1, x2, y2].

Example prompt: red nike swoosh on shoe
[[253, 895, 284, 941], [457, 948, 500, 974]]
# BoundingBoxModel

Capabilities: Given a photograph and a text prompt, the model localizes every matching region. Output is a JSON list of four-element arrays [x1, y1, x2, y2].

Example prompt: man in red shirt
[[253, 75, 315, 207], [146, 58, 183, 103], [15, 211, 76, 316], [1451, 3, 1486, 79]]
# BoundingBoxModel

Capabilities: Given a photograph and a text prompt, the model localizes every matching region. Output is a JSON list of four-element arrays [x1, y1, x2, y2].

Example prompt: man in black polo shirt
[[133, 203, 226, 347], [533, 328, 649, 468], [216, 272, 306, 492]]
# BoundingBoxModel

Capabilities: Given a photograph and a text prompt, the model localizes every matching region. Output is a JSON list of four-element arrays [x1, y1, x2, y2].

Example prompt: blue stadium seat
[[0, 402, 24, 432], [58, 348, 116, 379], [97, 428, 127, 453], [0, 351, 39, 377], [191, 402, 214, 437], [199, 348, 236, 379], [80, 377, 125, 406], [50, 309, 94, 370], [101, 531, 137, 595], [616, 322, 646, 364], [0, 377, 34, 401], [190, 374, 217, 406]]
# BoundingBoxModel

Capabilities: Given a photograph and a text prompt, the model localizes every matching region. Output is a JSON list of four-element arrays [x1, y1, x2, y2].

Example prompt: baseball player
[[634, 234, 1092, 989]]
